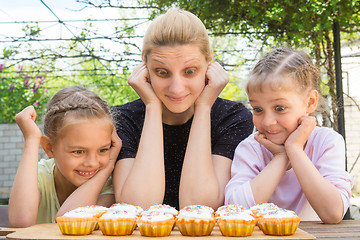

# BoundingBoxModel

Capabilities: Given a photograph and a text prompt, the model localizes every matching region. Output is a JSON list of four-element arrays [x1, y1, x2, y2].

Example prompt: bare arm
[[55, 130, 121, 217], [9, 106, 42, 227], [250, 132, 289, 203], [179, 62, 230, 209], [285, 116, 344, 223], [113, 63, 165, 210]]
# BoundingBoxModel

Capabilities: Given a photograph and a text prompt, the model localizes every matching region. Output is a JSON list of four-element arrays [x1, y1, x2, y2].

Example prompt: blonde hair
[[142, 8, 211, 62], [246, 47, 320, 95], [43, 86, 113, 142]]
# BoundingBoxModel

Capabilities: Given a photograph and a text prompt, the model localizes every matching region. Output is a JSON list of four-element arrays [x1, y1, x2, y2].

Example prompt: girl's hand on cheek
[[108, 129, 122, 168], [255, 132, 291, 170], [195, 62, 229, 108], [285, 116, 316, 150], [127, 63, 161, 106], [255, 132, 286, 157]]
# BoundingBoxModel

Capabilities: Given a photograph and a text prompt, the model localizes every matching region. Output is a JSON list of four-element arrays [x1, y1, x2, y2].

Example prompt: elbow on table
[[320, 211, 343, 224], [9, 216, 36, 228]]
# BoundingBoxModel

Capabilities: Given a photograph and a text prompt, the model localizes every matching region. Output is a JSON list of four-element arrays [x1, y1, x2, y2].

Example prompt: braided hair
[[43, 86, 113, 141], [246, 47, 320, 94]]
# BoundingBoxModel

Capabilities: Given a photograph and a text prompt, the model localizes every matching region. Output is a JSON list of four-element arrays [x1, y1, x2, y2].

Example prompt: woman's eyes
[[185, 69, 196, 75], [155, 68, 196, 76], [156, 69, 168, 75]]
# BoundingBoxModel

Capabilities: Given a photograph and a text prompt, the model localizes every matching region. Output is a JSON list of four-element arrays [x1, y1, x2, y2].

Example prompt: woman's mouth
[[167, 95, 188, 102]]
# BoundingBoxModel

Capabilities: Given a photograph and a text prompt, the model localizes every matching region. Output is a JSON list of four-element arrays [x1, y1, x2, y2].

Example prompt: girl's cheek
[[100, 156, 110, 166]]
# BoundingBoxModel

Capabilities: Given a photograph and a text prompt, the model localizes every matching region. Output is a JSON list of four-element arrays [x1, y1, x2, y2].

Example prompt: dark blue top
[[111, 98, 253, 209]]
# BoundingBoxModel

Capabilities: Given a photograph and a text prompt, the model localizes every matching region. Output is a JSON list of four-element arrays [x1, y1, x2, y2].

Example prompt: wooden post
[[333, 21, 351, 220]]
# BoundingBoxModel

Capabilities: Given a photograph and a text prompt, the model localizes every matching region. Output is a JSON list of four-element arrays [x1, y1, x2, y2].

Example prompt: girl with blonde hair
[[225, 47, 352, 223], [9, 86, 122, 227]]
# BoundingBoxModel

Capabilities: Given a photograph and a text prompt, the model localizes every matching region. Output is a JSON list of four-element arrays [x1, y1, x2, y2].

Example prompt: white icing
[[109, 203, 143, 215], [217, 211, 254, 221], [141, 204, 178, 216], [250, 203, 279, 211], [178, 210, 213, 220], [262, 210, 298, 219], [180, 205, 214, 213], [99, 210, 136, 219], [63, 211, 93, 218], [72, 205, 107, 216], [138, 212, 174, 222]]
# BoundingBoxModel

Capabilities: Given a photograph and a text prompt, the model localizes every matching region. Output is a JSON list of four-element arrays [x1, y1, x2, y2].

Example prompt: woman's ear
[[40, 136, 54, 158], [306, 89, 319, 114]]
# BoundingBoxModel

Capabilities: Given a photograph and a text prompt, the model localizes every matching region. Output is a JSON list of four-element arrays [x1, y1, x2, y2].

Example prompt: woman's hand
[[195, 62, 229, 108], [127, 63, 161, 107], [14, 106, 42, 141], [285, 116, 316, 150]]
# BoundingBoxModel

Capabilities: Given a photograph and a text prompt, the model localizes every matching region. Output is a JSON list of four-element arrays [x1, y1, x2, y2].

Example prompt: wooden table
[[1, 220, 360, 239], [300, 220, 360, 239]]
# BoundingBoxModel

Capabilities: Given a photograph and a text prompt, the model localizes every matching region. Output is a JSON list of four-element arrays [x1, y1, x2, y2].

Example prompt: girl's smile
[[75, 169, 99, 178], [248, 87, 309, 145], [52, 117, 113, 188]]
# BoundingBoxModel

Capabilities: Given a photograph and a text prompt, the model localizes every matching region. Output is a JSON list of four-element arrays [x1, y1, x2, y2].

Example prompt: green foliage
[[42, 39, 139, 108], [142, 0, 360, 129], [0, 63, 50, 123], [143, 0, 360, 44], [220, 79, 247, 102]]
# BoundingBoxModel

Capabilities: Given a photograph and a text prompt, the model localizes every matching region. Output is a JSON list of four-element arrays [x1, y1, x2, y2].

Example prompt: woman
[[112, 8, 253, 210]]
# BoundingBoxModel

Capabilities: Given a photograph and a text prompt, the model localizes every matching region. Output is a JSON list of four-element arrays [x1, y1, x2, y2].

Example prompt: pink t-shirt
[[225, 127, 353, 221]]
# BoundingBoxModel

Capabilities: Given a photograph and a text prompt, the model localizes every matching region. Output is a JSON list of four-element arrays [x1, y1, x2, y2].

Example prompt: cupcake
[[97, 210, 137, 236], [109, 203, 143, 216], [217, 210, 256, 237], [250, 202, 280, 220], [70, 205, 108, 230], [257, 209, 301, 236], [73, 205, 108, 218], [141, 204, 178, 216], [216, 204, 245, 217], [176, 205, 215, 236], [56, 210, 97, 235], [137, 211, 175, 237]]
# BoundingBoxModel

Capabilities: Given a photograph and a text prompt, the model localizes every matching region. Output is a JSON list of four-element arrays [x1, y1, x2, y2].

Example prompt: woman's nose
[[168, 75, 185, 94]]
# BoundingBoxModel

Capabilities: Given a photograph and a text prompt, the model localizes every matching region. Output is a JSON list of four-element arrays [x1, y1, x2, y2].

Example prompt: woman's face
[[147, 44, 209, 118]]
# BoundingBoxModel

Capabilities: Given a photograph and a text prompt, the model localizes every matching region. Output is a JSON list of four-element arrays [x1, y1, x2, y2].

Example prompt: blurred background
[[0, 0, 359, 217]]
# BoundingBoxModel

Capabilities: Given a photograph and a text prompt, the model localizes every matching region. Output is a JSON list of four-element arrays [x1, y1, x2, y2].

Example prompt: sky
[[0, 0, 118, 21], [0, 0, 138, 40], [0, 0, 150, 71]]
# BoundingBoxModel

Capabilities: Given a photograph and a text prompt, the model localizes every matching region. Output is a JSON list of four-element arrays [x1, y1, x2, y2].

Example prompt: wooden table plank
[[300, 220, 360, 239], [6, 220, 360, 239], [6, 223, 315, 240], [0, 228, 16, 236]]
